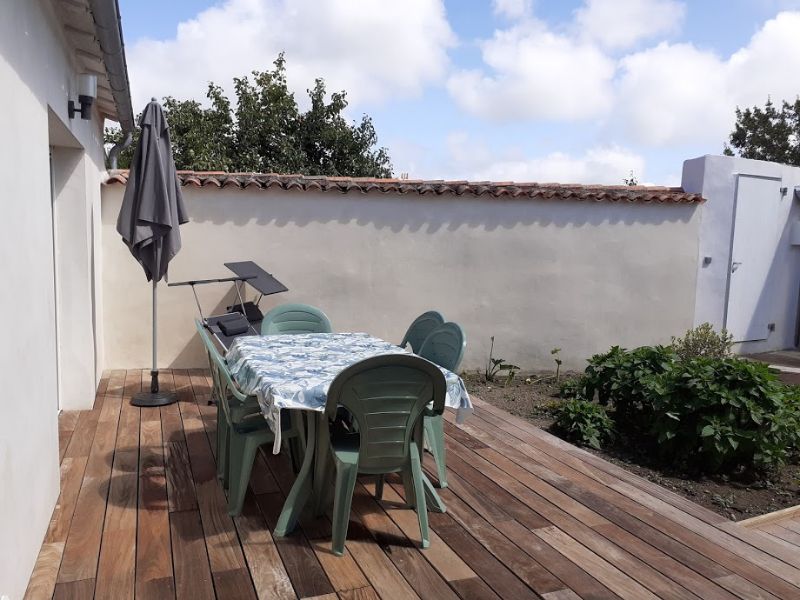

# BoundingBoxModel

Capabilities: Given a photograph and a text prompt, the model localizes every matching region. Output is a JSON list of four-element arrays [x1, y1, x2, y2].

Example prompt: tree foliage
[[724, 98, 800, 166], [106, 54, 393, 177]]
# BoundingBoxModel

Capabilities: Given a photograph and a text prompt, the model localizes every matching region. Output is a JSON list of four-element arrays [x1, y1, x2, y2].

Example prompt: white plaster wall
[[684, 155, 800, 353], [0, 0, 108, 597], [51, 145, 100, 411], [101, 185, 702, 373]]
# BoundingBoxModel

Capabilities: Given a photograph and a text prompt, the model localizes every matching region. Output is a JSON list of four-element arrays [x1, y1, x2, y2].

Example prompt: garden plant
[[556, 324, 800, 475]]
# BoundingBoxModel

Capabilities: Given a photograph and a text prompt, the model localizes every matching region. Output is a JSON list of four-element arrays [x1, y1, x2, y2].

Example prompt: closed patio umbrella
[[117, 98, 188, 406]]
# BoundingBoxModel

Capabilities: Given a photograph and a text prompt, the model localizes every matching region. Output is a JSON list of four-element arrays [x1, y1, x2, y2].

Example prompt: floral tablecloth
[[226, 332, 473, 453]]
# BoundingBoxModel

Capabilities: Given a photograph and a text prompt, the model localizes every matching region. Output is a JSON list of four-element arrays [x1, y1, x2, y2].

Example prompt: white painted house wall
[[0, 0, 108, 597], [683, 155, 800, 354], [101, 185, 702, 373]]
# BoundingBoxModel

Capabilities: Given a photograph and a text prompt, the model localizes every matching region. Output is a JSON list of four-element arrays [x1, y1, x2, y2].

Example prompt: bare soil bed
[[463, 372, 800, 521]]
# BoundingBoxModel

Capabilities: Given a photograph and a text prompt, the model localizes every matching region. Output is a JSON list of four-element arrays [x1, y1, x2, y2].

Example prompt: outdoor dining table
[[225, 331, 473, 536]]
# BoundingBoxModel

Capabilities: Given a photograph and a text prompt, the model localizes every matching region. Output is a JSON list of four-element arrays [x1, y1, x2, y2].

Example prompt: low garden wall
[[100, 176, 702, 371]]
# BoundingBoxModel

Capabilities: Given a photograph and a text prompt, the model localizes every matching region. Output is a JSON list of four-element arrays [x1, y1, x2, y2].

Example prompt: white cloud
[[492, 0, 532, 19], [617, 11, 800, 145], [616, 43, 730, 145], [472, 145, 645, 184], [447, 21, 615, 121], [727, 11, 800, 106], [452, 6, 800, 149], [575, 0, 685, 50], [435, 133, 645, 184], [126, 0, 455, 113]]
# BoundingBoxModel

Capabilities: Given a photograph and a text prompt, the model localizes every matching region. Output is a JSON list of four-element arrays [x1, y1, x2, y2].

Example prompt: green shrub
[[553, 398, 615, 450], [571, 344, 800, 474], [671, 323, 734, 360], [583, 345, 675, 431], [559, 376, 588, 400], [648, 358, 800, 472]]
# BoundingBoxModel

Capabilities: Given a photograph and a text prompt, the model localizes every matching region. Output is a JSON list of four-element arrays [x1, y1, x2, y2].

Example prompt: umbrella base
[[131, 390, 177, 407]]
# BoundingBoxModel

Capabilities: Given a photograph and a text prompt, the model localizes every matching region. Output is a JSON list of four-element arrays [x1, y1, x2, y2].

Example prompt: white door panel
[[726, 175, 782, 342]]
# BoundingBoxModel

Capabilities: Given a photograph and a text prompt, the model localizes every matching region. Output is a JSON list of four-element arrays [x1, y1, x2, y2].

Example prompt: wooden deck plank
[[56, 396, 121, 583], [28, 369, 800, 600], [165, 441, 198, 513], [170, 510, 216, 600], [94, 390, 140, 600], [136, 418, 174, 596], [174, 370, 250, 575], [338, 587, 380, 600], [24, 541, 65, 600], [234, 493, 296, 600], [257, 491, 335, 599], [53, 578, 96, 600]]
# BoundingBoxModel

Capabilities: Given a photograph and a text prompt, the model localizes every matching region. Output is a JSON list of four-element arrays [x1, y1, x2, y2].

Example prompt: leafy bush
[[583, 345, 674, 431], [671, 323, 734, 361], [553, 399, 614, 450], [566, 343, 800, 474], [648, 358, 800, 472], [553, 399, 615, 450]]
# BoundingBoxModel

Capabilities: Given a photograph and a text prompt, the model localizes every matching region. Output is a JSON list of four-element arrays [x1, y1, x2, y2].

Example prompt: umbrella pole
[[150, 277, 158, 393], [151, 279, 158, 392], [131, 278, 177, 406]]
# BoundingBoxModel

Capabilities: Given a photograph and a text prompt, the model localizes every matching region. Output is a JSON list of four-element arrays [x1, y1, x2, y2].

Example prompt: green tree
[[724, 97, 800, 166], [106, 54, 393, 177]]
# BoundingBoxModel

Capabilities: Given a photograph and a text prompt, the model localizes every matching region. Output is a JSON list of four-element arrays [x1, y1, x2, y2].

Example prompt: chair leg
[[425, 415, 447, 488], [312, 434, 332, 517], [409, 444, 430, 549], [216, 403, 229, 483], [331, 461, 359, 557], [227, 434, 259, 517], [375, 474, 384, 500], [288, 437, 303, 473], [401, 469, 416, 509]]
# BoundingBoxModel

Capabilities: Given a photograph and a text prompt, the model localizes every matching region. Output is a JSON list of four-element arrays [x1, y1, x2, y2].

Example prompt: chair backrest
[[400, 310, 445, 353], [325, 354, 446, 471], [195, 320, 248, 423], [418, 322, 466, 373], [261, 303, 332, 335]]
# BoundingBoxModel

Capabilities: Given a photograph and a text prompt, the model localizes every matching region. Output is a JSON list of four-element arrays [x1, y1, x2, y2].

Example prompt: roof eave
[[87, 0, 135, 132]]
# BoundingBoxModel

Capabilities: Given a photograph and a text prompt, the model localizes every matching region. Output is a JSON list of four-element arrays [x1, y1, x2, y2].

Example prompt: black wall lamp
[[68, 73, 98, 120]]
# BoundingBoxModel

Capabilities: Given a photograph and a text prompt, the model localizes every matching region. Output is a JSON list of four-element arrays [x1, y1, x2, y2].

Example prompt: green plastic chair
[[195, 320, 302, 516], [399, 310, 444, 353], [261, 303, 332, 335], [418, 322, 466, 489], [317, 354, 446, 556]]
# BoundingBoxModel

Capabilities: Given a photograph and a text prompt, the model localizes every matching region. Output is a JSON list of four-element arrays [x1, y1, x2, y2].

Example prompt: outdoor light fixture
[[68, 73, 97, 120]]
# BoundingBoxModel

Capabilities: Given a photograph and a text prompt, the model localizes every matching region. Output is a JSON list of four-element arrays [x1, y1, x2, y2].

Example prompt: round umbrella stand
[[131, 376, 177, 406]]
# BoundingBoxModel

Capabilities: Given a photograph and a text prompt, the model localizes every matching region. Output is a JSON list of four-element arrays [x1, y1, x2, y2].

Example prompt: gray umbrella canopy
[[117, 99, 188, 405], [117, 99, 188, 282]]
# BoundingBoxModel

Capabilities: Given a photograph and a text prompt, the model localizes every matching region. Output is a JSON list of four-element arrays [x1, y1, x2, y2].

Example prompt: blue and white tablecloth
[[226, 332, 473, 453]]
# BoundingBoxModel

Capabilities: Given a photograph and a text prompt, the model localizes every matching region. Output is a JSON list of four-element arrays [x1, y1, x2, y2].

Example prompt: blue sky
[[118, 0, 800, 185]]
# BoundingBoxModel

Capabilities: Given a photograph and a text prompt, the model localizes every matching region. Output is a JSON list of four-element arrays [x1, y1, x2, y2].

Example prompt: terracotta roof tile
[[104, 170, 704, 204]]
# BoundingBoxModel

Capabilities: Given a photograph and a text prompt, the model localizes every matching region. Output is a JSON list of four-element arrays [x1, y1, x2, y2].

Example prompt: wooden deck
[[24, 369, 800, 599], [742, 507, 800, 561]]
